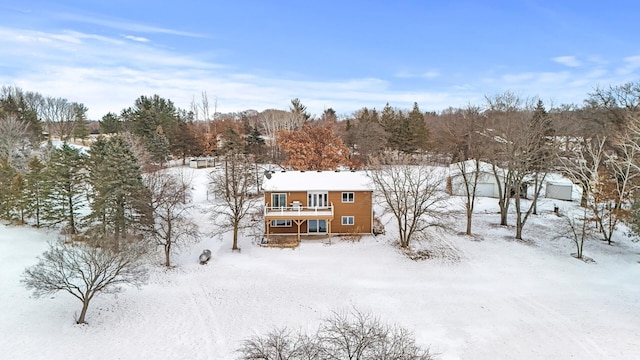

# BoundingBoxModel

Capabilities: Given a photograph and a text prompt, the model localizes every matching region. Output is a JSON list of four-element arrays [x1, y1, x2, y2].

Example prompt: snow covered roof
[[262, 170, 374, 192], [449, 160, 505, 177]]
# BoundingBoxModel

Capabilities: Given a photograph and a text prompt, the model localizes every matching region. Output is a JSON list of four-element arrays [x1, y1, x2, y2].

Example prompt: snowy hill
[[1, 166, 639, 360]]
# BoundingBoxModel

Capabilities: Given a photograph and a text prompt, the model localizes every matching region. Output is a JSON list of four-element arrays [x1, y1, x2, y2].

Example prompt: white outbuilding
[[448, 160, 505, 198], [545, 181, 574, 201]]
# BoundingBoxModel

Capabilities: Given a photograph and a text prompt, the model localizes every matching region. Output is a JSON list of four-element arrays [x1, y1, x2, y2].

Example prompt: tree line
[[3, 81, 640, 324]]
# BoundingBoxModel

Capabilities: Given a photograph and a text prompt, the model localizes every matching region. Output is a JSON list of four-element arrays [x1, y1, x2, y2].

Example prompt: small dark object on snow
[[199, 249, 212, 265]]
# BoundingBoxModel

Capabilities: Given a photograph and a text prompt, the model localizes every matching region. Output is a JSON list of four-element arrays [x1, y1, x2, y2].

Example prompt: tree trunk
[[77, 298, 91, 324], [580, 182, 588, 207], [232, 226, 239, 250], [165, 243, 171, 267], [532, 177, 538, 215], [466, 207, 472, 235], [68, 193, 76, 234], [514, 195, 522, 240], [499, 199, 508, 226], [35, 204, 40, 228]]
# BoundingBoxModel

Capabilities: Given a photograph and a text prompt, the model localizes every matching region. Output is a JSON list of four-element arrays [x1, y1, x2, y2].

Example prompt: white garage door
[[475, 183, 495, 197]]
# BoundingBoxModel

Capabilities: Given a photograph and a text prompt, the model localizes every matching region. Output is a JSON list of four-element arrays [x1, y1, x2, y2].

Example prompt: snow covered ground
[[1, 166, 639, 360]]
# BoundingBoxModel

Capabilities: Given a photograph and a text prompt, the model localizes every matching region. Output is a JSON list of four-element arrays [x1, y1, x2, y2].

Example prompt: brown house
[[262, 170, 374, 242]]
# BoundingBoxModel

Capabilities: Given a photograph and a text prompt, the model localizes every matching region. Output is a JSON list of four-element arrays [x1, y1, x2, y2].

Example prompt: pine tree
[[404, 102, 429, 153], [245, 126, 265, 157], [149, 125, 171, 168], [0, 89, 43, 143], [0, 157, 17, 220], [121, 95, 181, 165], [380, 103, 402, 150], [171, 119, 201, 164], [99, 112, 122, 134], [72, 106, 90, 145], [221, 127, 245, 155], [10, 173, 27, 223], [87, 136, 150, 247], [44, 144, 87, 234], [24, 156, 48, 227]]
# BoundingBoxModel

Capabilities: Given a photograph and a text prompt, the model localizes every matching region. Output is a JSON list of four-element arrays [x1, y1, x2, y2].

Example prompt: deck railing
[[264, 203, 334, 216]]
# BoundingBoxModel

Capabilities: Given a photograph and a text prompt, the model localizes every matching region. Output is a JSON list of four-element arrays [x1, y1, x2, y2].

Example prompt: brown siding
[[264, 191, 307, 207], [265, 191, 308, 234], [264, 190, 372, 235], [331, 191, 373, 234]]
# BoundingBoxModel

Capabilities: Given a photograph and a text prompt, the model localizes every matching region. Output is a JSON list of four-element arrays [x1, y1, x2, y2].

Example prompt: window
[[342, 192, 354, 203], [308, 219, 327, 233], [308, 192, 328, 208], [342, 216, 355, 226], [271, 193, 286, 208], [271, 220, 292, 227]]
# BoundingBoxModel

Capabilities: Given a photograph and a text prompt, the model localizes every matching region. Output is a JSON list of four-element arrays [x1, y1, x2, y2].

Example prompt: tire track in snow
[[189, 284, 229, 357], [514, 296, 609, 359], [455, 239, 608, 359]]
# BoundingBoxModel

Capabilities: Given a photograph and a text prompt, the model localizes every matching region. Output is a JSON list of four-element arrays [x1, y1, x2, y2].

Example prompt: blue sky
[[1, 0, 639, 119]]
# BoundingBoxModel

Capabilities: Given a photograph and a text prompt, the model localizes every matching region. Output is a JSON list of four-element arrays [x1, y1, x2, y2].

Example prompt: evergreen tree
[[44, 144, 87, 234], [380, 103, 402, 150], [245, 126, 265, 157], [24, 156, 48, 227], [87, 136, 150, 247], [0, 88, 43, 143], [121, 95, 181, 165], [404, 102, 429, 153], [221, 127, 245, 155], [10, 173, 27, 223], [171, 119, 201, 164], [72, 104, 90, 144], [99, 112, 122, 134], [0, 157, 17, 220], [528, 100, 555, 170], [289, 98, 310, 129], [149, 125, 171, 168]]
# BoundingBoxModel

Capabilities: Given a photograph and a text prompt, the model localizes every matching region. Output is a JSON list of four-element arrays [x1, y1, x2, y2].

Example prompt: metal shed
[[545, 182, 573, 201]]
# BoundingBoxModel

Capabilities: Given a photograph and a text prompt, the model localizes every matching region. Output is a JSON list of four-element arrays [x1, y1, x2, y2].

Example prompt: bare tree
[[41, 97, 78, 141], [556, 207, 595, 260], [484, 93, 555, 239], [238, 328, 320, 360], [21, 239, 148, 324], [209, 153, 259, 251], [438, 106, 487, 236], [259, 109, 290, 161], [369, 154, 451, 249], [237, 309, 435, 360], [144, 169, 200, 267], [0, 114, 30, 164], [556, 135, 627, 243]]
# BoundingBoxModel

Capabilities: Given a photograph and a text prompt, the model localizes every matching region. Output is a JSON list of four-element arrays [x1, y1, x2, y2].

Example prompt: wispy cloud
[[1, 22, 638, 119], [123, 35, 150, 43], [56, 12, 205, 38], [617, 55, 640, 75], [553, 56, 581, 67], [394, 70, 440, 79]]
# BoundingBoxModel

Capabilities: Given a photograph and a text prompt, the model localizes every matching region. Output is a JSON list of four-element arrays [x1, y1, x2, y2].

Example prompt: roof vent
[[264, 170, 272, 179]]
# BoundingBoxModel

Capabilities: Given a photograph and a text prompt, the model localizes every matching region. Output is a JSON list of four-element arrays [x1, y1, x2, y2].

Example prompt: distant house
[[262, 170, 374, 243], [448, 161, 505, 198]]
